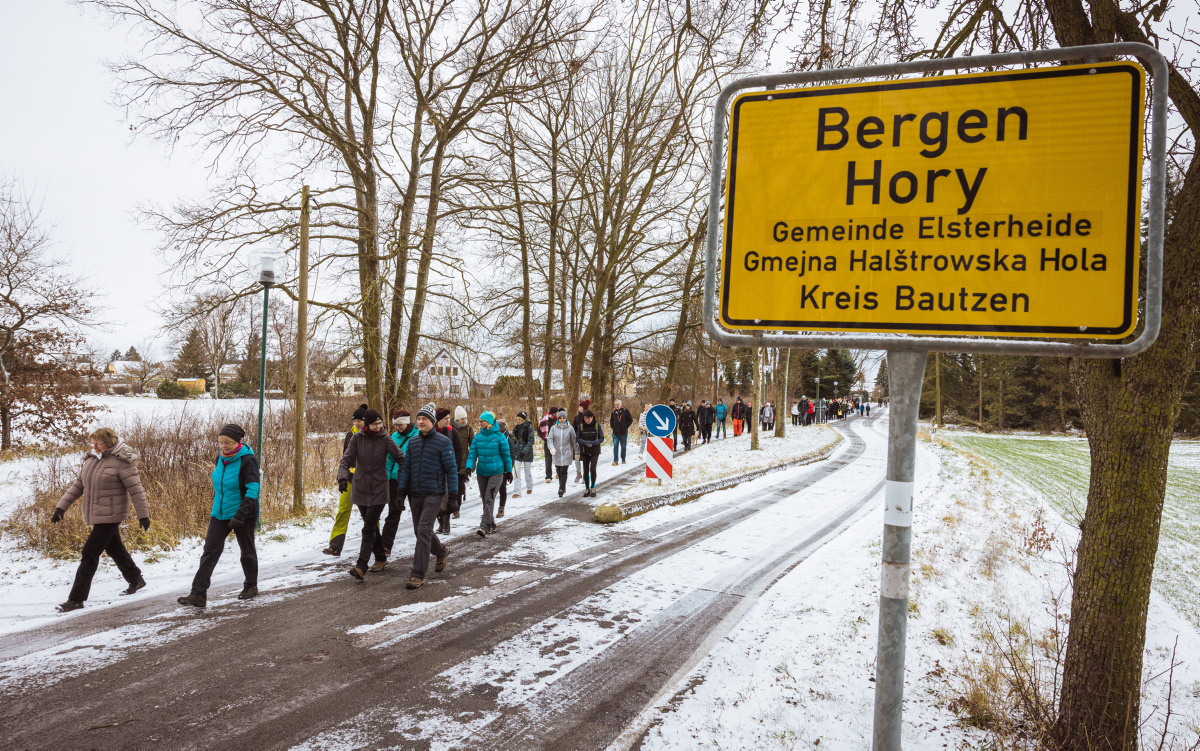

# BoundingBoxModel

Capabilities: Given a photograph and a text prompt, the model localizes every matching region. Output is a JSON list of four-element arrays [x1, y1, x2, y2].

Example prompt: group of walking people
[[50, 389, 872, 612]]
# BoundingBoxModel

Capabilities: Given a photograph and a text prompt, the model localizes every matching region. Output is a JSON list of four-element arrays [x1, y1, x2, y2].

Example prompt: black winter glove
[[139, 517, 151, 531], [228, 517, 244, 530], [338, 479, 349, 493], [51, 508, 64, 524], [504, 472, 513, 484]]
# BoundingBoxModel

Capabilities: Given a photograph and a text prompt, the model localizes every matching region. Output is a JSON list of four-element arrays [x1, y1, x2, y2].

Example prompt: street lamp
[[814, 376, 820, 422], [256, 255, 275, 460]]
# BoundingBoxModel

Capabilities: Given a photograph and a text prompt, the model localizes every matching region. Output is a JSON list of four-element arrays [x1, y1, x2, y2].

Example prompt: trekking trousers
[[733, 418, 744, 436], [69, 522, 141, 602], [408, 494, 447, 580], [477, 474, 502, 531], [191, 515, 257, 597], [612, 433, 628, 463], [513, 461, 533, 494], [327, 480, 354, 553]]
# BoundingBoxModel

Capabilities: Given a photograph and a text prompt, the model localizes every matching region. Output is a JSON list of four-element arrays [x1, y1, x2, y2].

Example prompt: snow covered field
[[952, 434, 1200, 631], [636, 422, 1200, 749]]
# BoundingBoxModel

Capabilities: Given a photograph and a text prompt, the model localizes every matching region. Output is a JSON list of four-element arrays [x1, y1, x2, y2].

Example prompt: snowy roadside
[[0, 463, 593, 637], [635, 422, 1200, 749], [612, 425, 841, 504]]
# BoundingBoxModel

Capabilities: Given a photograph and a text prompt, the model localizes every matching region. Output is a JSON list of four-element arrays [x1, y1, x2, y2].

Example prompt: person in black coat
[[678, 402, 698, 451], [696, 401, 715, 444], [609, 400, 633, 466], [338, 409, 405, 580]]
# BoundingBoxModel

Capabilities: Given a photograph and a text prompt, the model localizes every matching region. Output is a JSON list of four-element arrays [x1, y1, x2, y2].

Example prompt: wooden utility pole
[[292, 185, 310, 515], [935, 351, 942, 428]]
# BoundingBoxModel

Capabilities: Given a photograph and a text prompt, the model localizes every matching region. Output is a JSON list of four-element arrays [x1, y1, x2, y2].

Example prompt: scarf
[[221, 443, 243, 458]]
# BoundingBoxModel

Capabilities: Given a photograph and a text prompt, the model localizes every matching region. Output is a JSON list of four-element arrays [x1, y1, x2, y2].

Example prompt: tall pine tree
[[174, 327, 211, 382]]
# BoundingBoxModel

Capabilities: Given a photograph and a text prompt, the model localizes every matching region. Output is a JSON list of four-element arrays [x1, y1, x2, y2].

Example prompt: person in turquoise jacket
[[465, 411, 512, 538], [178, 424, 260, 608], [715, 399, 729, 439]]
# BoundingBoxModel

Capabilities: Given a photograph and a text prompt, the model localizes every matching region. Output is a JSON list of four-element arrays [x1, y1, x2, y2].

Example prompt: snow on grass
[[611, 424, 840, 504], [951, 435, 1200, 632], [638, 432, 1200, 749]]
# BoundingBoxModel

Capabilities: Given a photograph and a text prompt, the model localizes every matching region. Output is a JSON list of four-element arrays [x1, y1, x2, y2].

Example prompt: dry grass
[[3, 397, 360, 558]]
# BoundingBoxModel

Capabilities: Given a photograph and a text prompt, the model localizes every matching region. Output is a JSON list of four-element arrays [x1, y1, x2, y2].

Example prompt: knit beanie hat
[[393, 409, 411, 426], [417, 402, 437, 423], [516, 411, 527, 419], [557, 410, 568, 419], [352, 403, 368, 421], [363, 409, 383, 426], [219, 424, 246, 443], [454, 405, 468, 421], [435, 407, 451, 423], [479, 410, 496, 427], [579, 399, 590, 409]]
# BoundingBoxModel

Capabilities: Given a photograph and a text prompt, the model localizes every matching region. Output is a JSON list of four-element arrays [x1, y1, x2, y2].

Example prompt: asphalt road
[[0, 413, 886, 750]]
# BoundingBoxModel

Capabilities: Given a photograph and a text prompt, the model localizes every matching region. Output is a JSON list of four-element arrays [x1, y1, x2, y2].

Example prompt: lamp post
[[256, 256, 275, 458], [815, 376, 821, 422]]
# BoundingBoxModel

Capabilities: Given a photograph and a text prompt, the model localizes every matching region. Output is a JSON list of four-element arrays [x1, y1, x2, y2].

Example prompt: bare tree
[[0, 178, 99, 448]]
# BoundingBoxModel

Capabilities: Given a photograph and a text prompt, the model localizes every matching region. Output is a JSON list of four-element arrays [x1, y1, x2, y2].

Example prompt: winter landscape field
[[2, 405, 1199, 748]]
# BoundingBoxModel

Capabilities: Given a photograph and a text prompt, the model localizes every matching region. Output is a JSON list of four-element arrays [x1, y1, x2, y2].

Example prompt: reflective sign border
[[704, 43, 1167, 358]]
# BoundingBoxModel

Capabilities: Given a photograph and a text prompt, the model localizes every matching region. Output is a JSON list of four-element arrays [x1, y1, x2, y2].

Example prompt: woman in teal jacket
[[178, 424, 260, 607], [714, 399, 728, 439], [465, 411, 512, 538], [382, 410, 416, 558]]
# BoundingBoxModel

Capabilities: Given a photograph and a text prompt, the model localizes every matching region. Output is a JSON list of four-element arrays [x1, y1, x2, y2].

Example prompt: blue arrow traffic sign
[[646, 404, 676, 438]]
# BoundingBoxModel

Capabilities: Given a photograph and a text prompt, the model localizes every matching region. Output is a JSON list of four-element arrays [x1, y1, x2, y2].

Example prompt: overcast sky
[[0, 0, 209, 357]]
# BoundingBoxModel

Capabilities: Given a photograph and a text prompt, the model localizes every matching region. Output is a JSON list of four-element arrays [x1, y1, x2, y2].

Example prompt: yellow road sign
[[721, 62, 1145, 338]]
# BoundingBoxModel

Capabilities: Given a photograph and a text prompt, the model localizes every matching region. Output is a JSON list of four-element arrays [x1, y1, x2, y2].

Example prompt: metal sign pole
[[873, 350, 926, 749]]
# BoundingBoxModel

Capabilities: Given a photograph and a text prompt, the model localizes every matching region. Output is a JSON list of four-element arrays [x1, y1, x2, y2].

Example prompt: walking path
[[0, 413, 888, 750]]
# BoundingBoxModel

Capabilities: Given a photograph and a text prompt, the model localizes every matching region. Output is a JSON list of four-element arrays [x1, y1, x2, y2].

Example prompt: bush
[[156, 380, 191, 400], [5, 398, 360, 557]]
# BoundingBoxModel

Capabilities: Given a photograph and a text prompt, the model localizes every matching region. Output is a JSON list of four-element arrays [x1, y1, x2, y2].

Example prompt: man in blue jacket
[[397, 403, 458, 590]]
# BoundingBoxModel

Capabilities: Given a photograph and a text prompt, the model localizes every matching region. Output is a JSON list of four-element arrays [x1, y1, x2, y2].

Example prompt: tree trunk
[[750, 345, 760, 450], [935, 351, 941, 427], [659, 219, 705, 403], [385, 104, 424, 411], [775, 348, 788, 438], [1054, 148, 1200, 751], [1, 406, 9, 451], [396, 139, 446, 404]]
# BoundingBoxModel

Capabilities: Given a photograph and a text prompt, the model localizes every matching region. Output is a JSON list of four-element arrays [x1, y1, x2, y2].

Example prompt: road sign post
[[702, 44, 1168, 751], [645, 405, 678, 486], [645, 436, 674, 481]]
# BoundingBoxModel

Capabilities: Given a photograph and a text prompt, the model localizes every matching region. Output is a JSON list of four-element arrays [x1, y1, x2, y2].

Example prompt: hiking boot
[[406, 577, 424, 590], [435, 548, 448, 572], [488, 524, 498, 534], [476, 527, 487, 538], [238, 586, 258, 600], [545, 478, 552, 484], [384, 548, 392, 559], [453, 511, 460, 519], [121, 576, 147, 596], [558, 489, 565, 498], [612, 461, 618, 466], [349, 566, 366, 581], [369, 560, 388, 573], [497, 508, 505, 518], [177, 594, 206, 608], [621, 460, 626, 464], [322, 547, 341, 556], [526, 490, 532, 495], [56, 600, 84, 613]]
